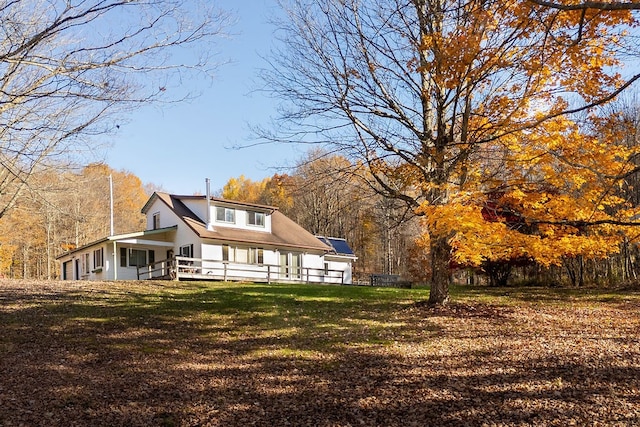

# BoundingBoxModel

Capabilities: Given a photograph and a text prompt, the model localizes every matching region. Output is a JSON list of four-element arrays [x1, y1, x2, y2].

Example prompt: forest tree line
[[0, 155, 424, 283], [4, 136, 640, 287], [0, 164, 148, 280]]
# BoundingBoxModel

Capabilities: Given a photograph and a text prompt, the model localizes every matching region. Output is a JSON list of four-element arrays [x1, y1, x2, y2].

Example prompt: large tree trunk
[[428, 234, 451, 305]]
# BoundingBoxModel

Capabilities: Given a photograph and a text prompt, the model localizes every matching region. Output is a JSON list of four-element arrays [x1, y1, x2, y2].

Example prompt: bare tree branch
[[0, 0, 232, 217], [528, 0, 640, 11]]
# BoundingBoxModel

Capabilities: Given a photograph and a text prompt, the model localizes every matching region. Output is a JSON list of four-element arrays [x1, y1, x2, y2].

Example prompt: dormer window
[[216, 206, 235, 223], [152, 212, 160, 230], [247, 211, 265, 227]]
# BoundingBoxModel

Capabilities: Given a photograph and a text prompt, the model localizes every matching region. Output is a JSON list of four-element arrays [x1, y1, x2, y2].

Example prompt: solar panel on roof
[[327, 238, 355, 256]]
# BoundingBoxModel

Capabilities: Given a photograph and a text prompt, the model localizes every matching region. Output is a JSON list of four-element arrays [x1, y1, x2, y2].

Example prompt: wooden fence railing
[[137, 256, 346, 284]]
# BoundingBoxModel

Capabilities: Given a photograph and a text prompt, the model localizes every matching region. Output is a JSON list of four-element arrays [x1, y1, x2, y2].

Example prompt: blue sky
[[102, 2, 640, 197], [105, 0, 302, 195]]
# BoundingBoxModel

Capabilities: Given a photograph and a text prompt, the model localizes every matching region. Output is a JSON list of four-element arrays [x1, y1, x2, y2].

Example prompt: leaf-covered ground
[[1, 279, 639, 426]]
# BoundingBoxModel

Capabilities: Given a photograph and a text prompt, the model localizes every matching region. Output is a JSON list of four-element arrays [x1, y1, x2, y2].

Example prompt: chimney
[[205, 178, 213, 230]]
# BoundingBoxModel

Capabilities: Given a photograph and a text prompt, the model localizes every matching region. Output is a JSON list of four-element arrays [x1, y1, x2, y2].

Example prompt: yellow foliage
[[222, 175, 272, 204], [0, 243, 16, 275], [416, 107, 637, 268]]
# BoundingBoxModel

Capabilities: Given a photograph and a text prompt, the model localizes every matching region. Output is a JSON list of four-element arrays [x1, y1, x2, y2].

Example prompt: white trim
[[116, 239, 174, 247]]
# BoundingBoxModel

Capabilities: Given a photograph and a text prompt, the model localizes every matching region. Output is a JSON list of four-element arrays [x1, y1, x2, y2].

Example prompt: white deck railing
[[137, 256, 346, 284]]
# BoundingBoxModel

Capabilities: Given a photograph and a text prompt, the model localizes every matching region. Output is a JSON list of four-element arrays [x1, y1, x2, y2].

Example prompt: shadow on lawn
[[1, 282, 639, 426], [456, 284, 640, 306]]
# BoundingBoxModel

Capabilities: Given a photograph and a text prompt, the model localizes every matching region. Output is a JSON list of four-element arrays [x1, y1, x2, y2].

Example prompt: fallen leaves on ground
[[0, 279, 639, 426]]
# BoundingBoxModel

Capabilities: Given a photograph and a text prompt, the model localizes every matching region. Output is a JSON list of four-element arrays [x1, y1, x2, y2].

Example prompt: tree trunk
[[428, 235, 450, 305], [485, 262, 512, 287]]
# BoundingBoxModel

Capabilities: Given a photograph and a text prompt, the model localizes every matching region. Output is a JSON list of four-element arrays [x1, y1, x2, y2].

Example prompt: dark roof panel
[[317, 236, 355, 256], [329, 238, 355, 256]]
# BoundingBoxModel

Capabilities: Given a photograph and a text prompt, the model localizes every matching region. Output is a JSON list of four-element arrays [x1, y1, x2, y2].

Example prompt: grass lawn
[[1, 279, 639, 426]]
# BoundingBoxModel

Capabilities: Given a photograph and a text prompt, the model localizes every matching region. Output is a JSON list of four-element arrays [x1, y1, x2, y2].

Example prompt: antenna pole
[[109, 174, 114, 236]]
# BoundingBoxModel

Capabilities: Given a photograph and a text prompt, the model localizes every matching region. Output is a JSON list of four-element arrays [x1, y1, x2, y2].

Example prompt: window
[[216, 207, 235, 223], [120, 248, 127, 267], [93, 248, 104, 269], [291, 253, 301, 278], [324, 262, 329, 276], [120, 248, 155, 267], [180, 244, 193, 258], [247, 211, 265, 227], [82, 253, 90, 275], [250, 248, 264, 265], [152, 213, 160, 230], [223, 245, 263, 264], [129, 249, 147, 267]]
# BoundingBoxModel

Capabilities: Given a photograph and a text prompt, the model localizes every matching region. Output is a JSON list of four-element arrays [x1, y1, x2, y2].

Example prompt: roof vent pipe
[[205, 178, 213, 230]]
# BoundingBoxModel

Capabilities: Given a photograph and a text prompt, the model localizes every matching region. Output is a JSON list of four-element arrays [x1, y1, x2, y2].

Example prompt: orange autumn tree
[[420, 115, 638, 284], [264, 0, 639, 304]]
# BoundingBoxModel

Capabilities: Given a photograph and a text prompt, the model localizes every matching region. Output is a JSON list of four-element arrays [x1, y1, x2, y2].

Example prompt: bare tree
[[0, 0, 231, 218], [261, 0, 639, 304]]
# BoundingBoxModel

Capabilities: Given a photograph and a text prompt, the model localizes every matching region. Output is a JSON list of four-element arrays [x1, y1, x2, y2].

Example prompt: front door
[[62, 260, 73, 280]]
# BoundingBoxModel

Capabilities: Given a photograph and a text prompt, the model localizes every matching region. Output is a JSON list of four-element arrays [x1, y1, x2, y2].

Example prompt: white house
[[58, 192, 357, 284]]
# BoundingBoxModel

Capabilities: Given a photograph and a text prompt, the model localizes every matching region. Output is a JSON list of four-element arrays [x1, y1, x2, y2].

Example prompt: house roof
[[153, 193, 332, 253], [56, 226, 178, 259], [142, 192, 278, 214]]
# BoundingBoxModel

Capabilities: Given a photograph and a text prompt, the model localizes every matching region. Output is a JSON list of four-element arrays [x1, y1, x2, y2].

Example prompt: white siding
[[116, 246, 164, 280], [324, 256, 354, 284], [302, 253, 324, 270], [262, 249, 278, 266], [59, 242, 113, 281], [181, 199, 208, 227], [201, 243, 222, 261], [147, 199, 178, 230], [146, 198, 199, 257]]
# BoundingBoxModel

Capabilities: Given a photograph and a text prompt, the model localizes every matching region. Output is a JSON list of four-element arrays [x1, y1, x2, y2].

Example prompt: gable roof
[[142, 192, 278, 214], [151, 192, 331, 252]]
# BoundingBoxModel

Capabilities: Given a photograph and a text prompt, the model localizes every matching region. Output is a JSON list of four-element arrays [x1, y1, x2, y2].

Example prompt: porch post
[[113, 241, 118, 281]]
